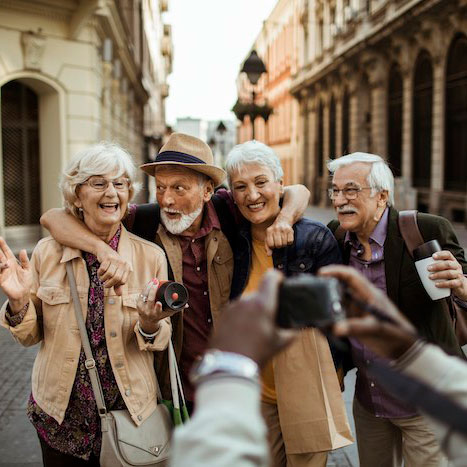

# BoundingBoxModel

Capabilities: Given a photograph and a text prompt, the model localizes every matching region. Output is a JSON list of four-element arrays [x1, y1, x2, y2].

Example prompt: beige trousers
[[261, 402, 328, 467], [353, 398, 448, 467]]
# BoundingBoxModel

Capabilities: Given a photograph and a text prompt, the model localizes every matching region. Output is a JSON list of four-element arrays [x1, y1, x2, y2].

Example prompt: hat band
[[156, 151, 206, 165]]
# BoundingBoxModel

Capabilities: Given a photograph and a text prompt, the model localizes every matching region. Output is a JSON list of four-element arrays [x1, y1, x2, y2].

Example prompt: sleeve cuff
[[5, 302, 29, 327], [391, 339, 426, 370], [135, 318, 171, 351]]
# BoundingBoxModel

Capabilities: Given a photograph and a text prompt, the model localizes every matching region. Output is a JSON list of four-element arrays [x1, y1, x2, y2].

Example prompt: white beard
[[160, 204, 204, 235]]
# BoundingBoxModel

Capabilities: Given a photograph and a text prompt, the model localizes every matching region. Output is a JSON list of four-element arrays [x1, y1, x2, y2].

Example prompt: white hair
[[327, 152, 394, 206], [225, 140, 283, 187], [60, 142, 141, 218]]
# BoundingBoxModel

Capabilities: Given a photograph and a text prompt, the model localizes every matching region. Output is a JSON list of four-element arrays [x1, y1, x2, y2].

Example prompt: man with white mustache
[[327, 152, 467, 467], [41, 133, 310, 412]]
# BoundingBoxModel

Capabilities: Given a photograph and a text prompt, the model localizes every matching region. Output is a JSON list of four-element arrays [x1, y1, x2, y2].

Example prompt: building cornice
[[290, 0, 445, 96]]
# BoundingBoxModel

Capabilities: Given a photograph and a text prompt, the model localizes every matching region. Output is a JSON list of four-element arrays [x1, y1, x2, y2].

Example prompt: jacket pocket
[[36, 286, 70, 305], [212, 250, 233, 302]]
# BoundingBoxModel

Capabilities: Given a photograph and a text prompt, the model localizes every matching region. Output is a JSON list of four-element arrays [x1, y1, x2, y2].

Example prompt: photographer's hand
[[319, 265, 418, 359], [210, 269, 298, 368]]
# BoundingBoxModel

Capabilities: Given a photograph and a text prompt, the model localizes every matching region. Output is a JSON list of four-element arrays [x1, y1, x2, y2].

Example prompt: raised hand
[[0, 237, 32, 313]]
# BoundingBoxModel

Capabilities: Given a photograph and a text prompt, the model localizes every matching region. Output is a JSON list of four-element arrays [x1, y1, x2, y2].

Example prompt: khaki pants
[[353, 398, 447, 467], [261, 402, 328, 467]]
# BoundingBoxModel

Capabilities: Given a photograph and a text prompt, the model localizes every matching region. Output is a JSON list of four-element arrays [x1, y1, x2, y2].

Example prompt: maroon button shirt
[[177, 201, 220, 401]]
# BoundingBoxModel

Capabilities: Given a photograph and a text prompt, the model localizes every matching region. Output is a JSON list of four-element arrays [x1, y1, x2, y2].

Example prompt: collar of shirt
[[186, 200, 221, 241], [83, 225, 121, 266], [344, 207, 389, 251]]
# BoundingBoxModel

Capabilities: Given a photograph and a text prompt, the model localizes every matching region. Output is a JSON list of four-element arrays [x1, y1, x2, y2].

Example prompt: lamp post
[[240, 50, 267, 140]]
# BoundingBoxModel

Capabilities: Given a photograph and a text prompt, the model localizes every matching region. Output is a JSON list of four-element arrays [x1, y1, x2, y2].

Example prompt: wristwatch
[[190, 349, 260, 385]]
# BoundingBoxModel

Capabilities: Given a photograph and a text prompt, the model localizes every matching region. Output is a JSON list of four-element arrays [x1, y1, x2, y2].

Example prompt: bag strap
[[398, 210, 424, 258], [168, 340, 187, 407], [66, 262, 108, 418], [65, 262, 164, 415]]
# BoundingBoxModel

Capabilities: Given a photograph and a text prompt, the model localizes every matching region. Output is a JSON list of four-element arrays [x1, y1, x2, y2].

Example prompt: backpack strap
[[398, 210, 424, 258]]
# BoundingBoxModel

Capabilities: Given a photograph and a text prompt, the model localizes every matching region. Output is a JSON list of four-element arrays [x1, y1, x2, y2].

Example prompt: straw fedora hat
[[140, 132, 226, 187]]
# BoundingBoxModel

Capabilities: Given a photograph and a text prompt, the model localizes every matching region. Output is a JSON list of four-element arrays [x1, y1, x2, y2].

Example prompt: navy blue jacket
[[230, 217, 342, 299]]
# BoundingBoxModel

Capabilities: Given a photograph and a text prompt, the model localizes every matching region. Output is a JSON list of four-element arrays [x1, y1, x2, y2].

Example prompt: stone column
[[429, 55, 446, 215], [336, 89, 343, 157], [298, 89, 310, 187], [401, 69, 413, 182], [370, 83, 387, 157], [308, 97, 318, 203]]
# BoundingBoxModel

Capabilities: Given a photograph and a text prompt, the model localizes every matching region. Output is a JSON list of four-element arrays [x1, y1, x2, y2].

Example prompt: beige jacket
[[274, 328, 354, 454], [0, 227, 171, 426]]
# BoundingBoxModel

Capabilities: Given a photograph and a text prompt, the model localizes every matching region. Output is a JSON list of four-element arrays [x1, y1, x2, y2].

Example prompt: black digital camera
[[276, 275, 344, 329]]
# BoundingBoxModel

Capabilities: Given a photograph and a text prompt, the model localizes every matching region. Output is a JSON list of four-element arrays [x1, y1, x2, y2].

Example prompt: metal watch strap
[[190, 350, 259, 385]]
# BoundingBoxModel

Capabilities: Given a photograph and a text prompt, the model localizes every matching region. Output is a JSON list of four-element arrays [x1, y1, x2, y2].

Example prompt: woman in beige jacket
[[0, 143, 172, 466]]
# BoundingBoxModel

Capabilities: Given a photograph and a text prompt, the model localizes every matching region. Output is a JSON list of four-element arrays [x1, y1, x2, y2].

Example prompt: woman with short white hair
[[0, 142, 172, 466], [225, 140, 353, 467]]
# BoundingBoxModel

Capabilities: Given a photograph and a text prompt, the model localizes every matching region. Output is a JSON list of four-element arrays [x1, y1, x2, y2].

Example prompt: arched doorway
[[1, 81, 41, 231], [387, 64, 403, 177], [412, 50, 433, 189], [357, 73, 371, 153], [445, 34, 467, 193], [0, 76, 64, 246]]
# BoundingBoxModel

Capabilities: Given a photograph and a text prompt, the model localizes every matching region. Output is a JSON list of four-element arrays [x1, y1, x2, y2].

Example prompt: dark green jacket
[[328, 207, 467, 357]]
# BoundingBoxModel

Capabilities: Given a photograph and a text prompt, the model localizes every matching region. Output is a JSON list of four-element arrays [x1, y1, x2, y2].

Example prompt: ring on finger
[[139, 294, 148, 303]]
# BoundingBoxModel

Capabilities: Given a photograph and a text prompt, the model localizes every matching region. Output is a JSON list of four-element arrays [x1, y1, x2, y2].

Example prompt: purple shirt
[[346, 208, 417, 418]]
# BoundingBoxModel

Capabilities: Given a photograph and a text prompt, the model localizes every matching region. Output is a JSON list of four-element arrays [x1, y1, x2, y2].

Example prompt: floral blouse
[[28, 227, 126, 460]]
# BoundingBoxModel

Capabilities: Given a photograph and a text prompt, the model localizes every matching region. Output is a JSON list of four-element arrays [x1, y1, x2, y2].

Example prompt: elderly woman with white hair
[[0, 142, 172, 466], [224, 140, 353, 467]]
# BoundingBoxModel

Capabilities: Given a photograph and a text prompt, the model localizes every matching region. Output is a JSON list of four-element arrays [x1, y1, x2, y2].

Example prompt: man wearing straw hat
[[41, 133, 309, 410]]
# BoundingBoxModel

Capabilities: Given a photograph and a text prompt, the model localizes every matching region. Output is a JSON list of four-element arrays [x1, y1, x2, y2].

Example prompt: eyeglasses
[[328, 187, 372, 200], [82, 176, 130, 192]]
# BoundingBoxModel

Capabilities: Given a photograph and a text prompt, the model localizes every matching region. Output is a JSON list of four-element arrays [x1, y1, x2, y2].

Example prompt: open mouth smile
[[247, 202, 265, 211], [99, 203, 119, 212]]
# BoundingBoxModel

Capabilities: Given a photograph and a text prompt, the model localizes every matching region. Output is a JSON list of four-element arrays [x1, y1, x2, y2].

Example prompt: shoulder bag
[[398, 210, 467, 347], [66, 262, 186, 466]]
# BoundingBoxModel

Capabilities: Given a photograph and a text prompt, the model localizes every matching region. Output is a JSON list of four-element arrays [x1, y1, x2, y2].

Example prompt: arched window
[[387, 64, 403, 177], [1, 81, 41, 226], [317, 99, 324, 176], [329, 94, 336, 159], [412, 51, 433, 188], [445, 34, 467, 192], [342, 88, 350, 154]]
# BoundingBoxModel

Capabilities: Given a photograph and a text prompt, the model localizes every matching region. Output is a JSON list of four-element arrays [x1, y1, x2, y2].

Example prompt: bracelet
[[137, 321, 160, 339]]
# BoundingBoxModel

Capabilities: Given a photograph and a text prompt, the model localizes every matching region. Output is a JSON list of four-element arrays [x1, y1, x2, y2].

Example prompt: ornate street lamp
[[233, 50, 271, 140]]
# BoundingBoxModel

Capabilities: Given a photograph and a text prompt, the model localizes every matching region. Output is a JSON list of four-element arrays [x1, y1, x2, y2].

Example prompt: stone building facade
[[0, 0, 172, 246], [235, 0, 301, 185], [291, 0, 467, 222]]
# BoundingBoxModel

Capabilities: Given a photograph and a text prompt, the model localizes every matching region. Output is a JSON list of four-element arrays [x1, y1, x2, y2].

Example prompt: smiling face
[[230, 163, 283, 228], [331, 162, 388, 239], [155, 167, 213, 236], [74, 172, 129, 241]]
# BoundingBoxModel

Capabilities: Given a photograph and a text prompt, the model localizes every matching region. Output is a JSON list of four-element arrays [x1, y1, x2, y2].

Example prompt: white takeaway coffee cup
[[413, 240, 451, 301]]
